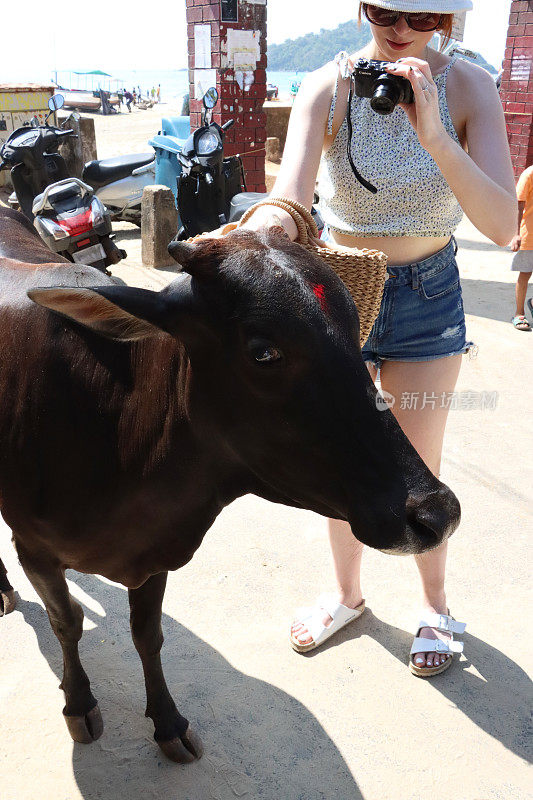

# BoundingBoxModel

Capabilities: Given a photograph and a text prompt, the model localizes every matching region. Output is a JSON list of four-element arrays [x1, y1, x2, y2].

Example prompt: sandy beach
[[1, 106, 531, 800], [86, 103, 183, 160]]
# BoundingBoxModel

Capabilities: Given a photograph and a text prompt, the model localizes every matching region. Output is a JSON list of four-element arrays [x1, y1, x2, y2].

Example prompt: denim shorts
[[323, 230, 475, 370]]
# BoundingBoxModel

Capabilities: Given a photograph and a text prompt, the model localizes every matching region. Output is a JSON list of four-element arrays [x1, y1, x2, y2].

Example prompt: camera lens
[[371, 78, 401, 115]]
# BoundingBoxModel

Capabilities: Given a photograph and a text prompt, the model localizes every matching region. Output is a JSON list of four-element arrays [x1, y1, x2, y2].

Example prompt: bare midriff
[[330, 231, 452, 267]]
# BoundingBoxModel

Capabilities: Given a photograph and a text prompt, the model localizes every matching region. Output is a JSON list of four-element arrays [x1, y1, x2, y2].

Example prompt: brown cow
[[0, 207, 460, 762]]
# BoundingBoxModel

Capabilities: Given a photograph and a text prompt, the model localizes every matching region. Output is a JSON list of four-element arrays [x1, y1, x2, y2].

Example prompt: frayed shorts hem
[[362, 342, 476, 371]]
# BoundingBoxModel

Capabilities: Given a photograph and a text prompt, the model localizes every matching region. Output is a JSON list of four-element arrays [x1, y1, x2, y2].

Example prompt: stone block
[[57, 114, 97, 178], [265, 136, 280, 163], [265, 103, 292, 153], [141, 185, 178, 269]]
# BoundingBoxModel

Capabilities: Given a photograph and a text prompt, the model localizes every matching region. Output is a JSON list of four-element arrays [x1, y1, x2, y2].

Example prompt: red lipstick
[[386, 39, 412, 51]]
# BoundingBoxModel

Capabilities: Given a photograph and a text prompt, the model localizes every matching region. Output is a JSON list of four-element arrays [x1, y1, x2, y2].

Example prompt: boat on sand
[[61, 91, 101, 112]]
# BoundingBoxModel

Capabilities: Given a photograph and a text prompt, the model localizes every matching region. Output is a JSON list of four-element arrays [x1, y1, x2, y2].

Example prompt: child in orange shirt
[[510, 164, 533, 330]]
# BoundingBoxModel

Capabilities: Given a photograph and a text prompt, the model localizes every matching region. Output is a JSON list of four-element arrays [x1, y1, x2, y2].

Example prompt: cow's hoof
[[158, 725, 204, 763], [64, 704, 104, 743], [0, 589, 16, 616]]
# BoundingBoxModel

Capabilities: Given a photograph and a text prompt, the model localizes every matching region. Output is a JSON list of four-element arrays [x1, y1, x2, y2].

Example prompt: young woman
[[243, 0, 516, 676]]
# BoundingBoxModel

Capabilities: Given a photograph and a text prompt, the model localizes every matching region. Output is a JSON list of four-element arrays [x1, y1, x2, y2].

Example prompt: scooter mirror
[[203, 88, 219, 110], [48, 94, 65, 112]]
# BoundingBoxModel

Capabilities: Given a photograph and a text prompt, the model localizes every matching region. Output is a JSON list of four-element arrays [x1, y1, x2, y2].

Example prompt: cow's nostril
[[408, 487, 461, 548]]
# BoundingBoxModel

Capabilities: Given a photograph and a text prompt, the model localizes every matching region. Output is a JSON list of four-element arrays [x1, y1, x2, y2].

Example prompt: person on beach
[[509, 164, 533, 331], [124, 89, 134, 113], [242, 0, 516, 676], [157, 84, 161, 103]]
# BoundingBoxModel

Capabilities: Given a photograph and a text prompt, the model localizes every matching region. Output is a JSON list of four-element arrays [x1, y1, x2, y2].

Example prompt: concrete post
[[500, 0, 533, 177], [57, 113, 97, 178], [265, 136, 280, 163], [141, 185, 179, 269], [186, 0, 268, 192]]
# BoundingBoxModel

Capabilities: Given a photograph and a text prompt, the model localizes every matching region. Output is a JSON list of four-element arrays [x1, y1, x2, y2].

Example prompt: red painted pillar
[[500, 0, 533, 177], [186, 0, 267, 192]]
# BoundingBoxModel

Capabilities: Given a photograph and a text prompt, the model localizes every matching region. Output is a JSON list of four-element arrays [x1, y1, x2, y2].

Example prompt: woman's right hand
[[510, 234, 522, 252], [239, 205, 299, 241]]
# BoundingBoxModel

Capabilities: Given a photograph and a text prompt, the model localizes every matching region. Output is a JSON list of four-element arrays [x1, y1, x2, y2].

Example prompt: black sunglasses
[[362, 3, 444, 32]]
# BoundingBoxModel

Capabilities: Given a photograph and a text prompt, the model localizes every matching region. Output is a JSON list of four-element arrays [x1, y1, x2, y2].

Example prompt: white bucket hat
[[362, 0, 473, 12]]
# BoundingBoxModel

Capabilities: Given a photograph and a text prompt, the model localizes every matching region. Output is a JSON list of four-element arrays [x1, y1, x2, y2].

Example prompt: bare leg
[[16, 544, 103, 742], [292, 355, 463, 667], [381, 355, 462, 669], [290, 364, 377, 647], [0, 557, 16, 615], [515, 271, 532, 316], [128, 572, 203, 763]]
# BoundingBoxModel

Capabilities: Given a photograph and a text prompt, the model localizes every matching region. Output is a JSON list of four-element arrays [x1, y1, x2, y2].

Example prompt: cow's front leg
[[16, 545, 103, 743], [0, 557, 16, 615], [128, 572, 203, 763]]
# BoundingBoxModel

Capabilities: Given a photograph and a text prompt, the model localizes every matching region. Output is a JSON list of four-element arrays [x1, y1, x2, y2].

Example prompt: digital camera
[[352, 58, 414, 115]]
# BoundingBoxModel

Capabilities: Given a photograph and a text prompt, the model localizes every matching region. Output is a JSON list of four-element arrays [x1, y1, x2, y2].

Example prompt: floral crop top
[[318, 52, 464, 237]]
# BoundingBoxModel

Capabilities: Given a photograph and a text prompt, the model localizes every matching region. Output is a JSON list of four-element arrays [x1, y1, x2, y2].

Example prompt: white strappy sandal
[[409, 612, 466, 677], [290, 592, 366, 653]]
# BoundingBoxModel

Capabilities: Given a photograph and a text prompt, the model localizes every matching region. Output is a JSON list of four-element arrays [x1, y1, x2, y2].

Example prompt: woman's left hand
[[385, 57, 448, 154]]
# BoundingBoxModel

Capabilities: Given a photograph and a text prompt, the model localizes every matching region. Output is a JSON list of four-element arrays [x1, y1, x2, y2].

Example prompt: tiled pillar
[[500, 0, 533, 177], [186, 0, 267, 192]]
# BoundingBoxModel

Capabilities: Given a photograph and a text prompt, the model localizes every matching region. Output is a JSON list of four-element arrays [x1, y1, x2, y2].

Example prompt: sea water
[[114, 69, 307, 103], [2, 66, 307, 105]]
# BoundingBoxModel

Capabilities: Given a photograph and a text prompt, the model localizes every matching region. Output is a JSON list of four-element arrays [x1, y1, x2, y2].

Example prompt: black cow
[[0, 208, 459, 762]]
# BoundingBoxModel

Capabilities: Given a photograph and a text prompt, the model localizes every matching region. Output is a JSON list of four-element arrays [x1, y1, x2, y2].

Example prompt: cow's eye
[[247, 339, 284, 365]]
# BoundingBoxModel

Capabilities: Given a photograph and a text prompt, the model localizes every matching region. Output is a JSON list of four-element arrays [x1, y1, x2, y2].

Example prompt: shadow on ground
[[301, 609, 532, 765], [455, 232, 532, 323], [461, 278, 530, 324], [13, 566, 532, 800], [15, 573, 364, 800], [112, 225, 142, 244]]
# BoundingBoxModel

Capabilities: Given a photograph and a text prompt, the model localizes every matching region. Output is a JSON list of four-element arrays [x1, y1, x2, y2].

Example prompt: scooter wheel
[[101, 236, 127, 266]]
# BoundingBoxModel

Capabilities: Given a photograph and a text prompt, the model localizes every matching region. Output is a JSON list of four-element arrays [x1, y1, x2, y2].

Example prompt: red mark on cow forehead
[[312, 283, 328, 313]]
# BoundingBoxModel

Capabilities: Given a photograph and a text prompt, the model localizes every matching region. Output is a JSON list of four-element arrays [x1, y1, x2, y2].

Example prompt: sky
[[2, 0, 511, 82]]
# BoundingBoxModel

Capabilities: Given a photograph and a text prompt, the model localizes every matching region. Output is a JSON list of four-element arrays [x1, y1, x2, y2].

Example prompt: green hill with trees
[[267, 19, 497, 74], [267, 20, 371, 72]]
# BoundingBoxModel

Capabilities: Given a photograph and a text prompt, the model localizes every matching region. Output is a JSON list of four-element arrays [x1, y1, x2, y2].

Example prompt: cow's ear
[[168, 236, 236, 279], [168, 229, 268, 280], [27, 286, 172, 341]]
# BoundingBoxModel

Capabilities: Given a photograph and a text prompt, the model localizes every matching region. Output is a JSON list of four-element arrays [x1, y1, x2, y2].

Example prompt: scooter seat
[[83, 153, 154, 188], [228, 192, 267, 223]]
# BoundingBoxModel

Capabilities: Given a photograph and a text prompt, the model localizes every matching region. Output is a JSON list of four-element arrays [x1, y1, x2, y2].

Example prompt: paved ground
[[1, 217, 532, 800]]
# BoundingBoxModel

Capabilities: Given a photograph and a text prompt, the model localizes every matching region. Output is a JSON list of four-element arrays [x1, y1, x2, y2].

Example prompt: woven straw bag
[[237, 198, 388, 346]]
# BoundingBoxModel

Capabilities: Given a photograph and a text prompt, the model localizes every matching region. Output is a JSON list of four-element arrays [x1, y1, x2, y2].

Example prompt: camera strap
[[346, 76, 378, 195]]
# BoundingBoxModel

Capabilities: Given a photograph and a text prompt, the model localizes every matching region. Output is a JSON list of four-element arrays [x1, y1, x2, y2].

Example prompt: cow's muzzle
[[380, 486, 461, 555]]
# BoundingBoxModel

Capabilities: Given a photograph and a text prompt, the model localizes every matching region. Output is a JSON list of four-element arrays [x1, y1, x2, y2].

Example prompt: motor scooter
[[176, 88, 244, 238], [82, 152, 156, 226], [10, 113, 191, 227], [176, 88, 323, 239], [0, 95, 125, 272], [80, 115, 190, 226]]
